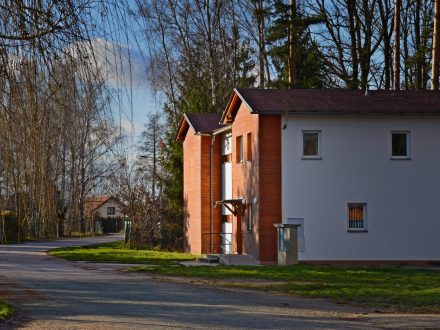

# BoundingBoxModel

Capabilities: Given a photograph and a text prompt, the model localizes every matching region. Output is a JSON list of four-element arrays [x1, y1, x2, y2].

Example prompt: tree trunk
[[347, 0, 359, 89], [288, 0, 297, 88], [393, 0, 401, 90], [432, 0, 440, 90], [415, 0, 422, 89], [256, 0, 265, 88]]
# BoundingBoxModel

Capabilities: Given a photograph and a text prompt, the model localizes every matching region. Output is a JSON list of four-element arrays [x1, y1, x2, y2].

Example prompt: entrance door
[[221, 222, 232, 254]]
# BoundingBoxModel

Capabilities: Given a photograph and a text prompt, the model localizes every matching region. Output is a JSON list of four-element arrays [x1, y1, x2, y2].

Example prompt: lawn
[[49, 241, 440, 313], [48, 241, 198, 266], [0, 300, 14, 320]]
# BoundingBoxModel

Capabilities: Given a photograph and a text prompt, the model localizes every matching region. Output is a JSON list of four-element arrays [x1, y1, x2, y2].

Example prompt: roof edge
[[220, 88, 254, 124], [176, 114, 195, 142]]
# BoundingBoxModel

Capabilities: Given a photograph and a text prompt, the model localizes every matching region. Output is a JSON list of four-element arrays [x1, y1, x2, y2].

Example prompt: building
[[85, 195, 124, 233], [177, 88, 440, 264]]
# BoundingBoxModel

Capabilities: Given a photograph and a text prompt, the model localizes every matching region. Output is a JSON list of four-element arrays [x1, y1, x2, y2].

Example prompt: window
[[391, 131, 410, 159], [236, 135, 243, 163], [246, 132, 252, 161], [107, 207, 115, 215], [246, 204, 253, 232], [302, 130, 321, 159], [347, 203, 367, 232], [222, 132, 232, 155]]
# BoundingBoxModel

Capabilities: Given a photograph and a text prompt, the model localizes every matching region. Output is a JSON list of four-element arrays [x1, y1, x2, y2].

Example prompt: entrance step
[[197, 254, 220, 264], [219, 254, 260, 266]]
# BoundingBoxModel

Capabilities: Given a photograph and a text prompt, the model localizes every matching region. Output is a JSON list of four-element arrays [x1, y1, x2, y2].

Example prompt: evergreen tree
[[267, 0, 325, 88]]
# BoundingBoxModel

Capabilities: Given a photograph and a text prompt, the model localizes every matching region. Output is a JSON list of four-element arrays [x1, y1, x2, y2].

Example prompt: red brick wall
[[231, 103, 260, 259], [200, 136, 222, 254], [258, 115, 281, 262], [183, 131, 222, 254], [183, 131, 202, 253], [182, 104, 281, 262], [230, 104, 281, 263]]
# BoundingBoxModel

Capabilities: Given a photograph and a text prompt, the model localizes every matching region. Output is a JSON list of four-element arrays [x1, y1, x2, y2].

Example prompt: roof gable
[[176, 113, 222, 141], [85, 195, 121, 213]]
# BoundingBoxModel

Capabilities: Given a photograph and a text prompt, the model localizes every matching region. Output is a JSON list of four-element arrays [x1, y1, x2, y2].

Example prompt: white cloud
[[120, 117, 142, 136], [67, 38, 148, 89]]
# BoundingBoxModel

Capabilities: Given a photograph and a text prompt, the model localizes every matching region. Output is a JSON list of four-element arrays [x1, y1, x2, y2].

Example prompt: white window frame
[[107, 207, 115, 215], [236, 135, 244, 163], [302, 130, 322, 159], [391, 131, 411, 160], [222, 132, 232, 155], [246, 204, 253, 232], [347, 203, 368, 232]]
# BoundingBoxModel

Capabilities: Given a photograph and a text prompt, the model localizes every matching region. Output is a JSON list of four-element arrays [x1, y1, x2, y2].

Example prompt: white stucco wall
[[95, 199, 123, 218], [281, 115, 440, 260]]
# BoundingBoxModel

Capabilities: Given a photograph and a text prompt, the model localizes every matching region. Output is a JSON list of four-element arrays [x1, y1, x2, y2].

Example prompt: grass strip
[[48, 241, 198, 266], [0, 300, 14, 320], [49, 241, 440, 313]]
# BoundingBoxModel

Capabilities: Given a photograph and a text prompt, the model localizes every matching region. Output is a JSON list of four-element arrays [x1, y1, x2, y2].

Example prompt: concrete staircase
[[218, 254, 260, 266]]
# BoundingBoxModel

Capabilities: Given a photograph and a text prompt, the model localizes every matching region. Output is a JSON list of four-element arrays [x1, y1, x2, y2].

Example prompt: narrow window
[[391, 131, 410, 159], [236, 135, 243, 163], [246, 132, 252, 161], [107, 207, 115, 215], [302, 130, 321, 158], [348, 203, 367, 232], [247, 204, 253, 232]]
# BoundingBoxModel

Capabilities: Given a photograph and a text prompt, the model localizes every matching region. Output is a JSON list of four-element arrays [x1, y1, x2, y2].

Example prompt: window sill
[[390, 157, 411, 160], [347, 229, 368, 233], [302, 157, 322, 160]]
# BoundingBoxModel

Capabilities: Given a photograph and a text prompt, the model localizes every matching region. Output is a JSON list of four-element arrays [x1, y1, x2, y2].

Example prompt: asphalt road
[[0, 235, 439, 329]]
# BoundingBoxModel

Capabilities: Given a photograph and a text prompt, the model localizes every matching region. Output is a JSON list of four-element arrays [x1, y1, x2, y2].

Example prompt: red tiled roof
[[84, 195, 112, 213], [234, 88, 440, 115]]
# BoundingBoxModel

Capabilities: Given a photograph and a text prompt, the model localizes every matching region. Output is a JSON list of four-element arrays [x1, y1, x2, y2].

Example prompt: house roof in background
[[176, 113, 223, 141], [234, 88, 440, 116], [84, 195, 116, 212]]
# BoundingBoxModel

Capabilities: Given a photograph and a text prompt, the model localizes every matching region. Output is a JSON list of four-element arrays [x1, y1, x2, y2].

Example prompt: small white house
[[85, 196, 124, 233]]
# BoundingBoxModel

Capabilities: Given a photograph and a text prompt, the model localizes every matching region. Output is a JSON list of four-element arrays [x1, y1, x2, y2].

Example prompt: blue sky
[[86, 2, 165, 152]]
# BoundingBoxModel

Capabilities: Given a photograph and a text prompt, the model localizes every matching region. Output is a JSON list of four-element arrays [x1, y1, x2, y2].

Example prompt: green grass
[[48, 241, 198, 266], [0, 300, 14, 320], [49, 241, 440, 313], [131, 263, 440, 312]]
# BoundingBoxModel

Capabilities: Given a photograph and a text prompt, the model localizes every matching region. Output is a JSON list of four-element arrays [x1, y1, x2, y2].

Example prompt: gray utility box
[[273, 223, 300, 266]]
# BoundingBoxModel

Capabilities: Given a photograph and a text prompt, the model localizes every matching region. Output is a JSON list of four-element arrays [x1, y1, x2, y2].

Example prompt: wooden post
[[234, 213, 242, 254]]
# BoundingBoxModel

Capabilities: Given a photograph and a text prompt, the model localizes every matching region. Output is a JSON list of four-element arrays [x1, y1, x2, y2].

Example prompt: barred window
[[348, 203, 367, 232]]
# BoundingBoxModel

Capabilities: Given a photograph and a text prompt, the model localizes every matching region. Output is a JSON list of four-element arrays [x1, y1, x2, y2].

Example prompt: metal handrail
[[219, 232, 233, 265], [201, 231, 236, 261]]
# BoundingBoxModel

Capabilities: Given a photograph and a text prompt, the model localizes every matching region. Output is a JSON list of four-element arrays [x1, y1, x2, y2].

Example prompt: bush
[[1, 211, 25, 243]]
